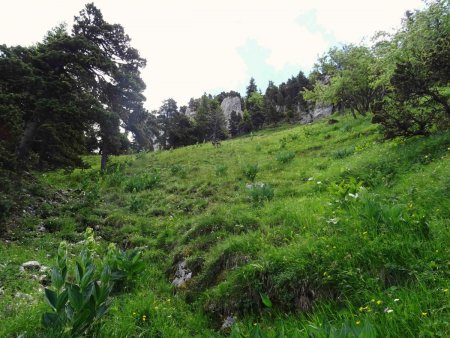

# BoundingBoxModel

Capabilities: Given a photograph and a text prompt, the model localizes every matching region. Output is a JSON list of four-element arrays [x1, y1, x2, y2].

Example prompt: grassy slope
[[1, 115, 449, 337]]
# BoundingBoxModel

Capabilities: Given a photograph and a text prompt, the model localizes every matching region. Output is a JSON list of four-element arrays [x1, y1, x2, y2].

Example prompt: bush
[[242, 164, 259, 182], [276, 151, 295, 164]]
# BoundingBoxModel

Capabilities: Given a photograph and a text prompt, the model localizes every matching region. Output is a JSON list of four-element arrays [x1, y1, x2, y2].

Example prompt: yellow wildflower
[[421, 312, 427, 317], [356, 320, 361, 325], [376, 300, 382, 305]]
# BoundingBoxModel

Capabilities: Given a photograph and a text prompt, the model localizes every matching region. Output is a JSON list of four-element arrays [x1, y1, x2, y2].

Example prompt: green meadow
[[1, 114, 449, 337]]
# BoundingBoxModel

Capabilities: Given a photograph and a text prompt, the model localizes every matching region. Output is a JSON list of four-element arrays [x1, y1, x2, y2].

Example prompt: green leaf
[[42, 312, 59, 328], [68, 285, 83, 311], [75, 261, 84, 284], [51, 268, 64, 290], [259, 292, 272, 308], [44, 288, 58, 310], [56, 289, 68, 312]]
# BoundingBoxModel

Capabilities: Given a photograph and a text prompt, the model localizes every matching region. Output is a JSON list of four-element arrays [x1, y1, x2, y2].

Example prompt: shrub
[[247, 183, 274, 205], [276, 151, 295, 164], [242, 164, 259, 182]]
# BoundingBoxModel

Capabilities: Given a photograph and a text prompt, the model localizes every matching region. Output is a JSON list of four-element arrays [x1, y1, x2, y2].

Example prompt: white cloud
[[0, 0, 424, 110]]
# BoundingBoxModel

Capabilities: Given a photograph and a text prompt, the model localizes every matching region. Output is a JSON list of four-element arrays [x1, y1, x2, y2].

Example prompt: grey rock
[[171, 260, 192, 288], [20, 261, 41, 272], [220, 96, 242, 125], [221, 316, 236, 330]]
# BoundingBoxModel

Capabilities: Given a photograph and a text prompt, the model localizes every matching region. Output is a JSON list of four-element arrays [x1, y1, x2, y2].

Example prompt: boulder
[[20, 261, 41, 272]]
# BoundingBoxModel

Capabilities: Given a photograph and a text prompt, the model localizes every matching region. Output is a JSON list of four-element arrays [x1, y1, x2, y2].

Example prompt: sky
[[0, 0, 424, 111]]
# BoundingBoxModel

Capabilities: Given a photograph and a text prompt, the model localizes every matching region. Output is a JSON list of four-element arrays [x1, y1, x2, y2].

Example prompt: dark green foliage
[[229, 111, 242, 137], [0, 4, 153, 174], [372, 0, 450, 137]]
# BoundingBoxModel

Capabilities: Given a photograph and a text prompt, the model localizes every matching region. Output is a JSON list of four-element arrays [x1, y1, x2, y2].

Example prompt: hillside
[[1, 114, 449, 337]]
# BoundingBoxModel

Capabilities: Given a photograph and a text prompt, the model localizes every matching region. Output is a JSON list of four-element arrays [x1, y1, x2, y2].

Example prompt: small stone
[[221, 316, 236, 330], [20, 261, 41, 272]]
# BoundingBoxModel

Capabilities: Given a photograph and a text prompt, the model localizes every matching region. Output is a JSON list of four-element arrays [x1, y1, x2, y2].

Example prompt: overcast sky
[[1, 0, 424, 111]]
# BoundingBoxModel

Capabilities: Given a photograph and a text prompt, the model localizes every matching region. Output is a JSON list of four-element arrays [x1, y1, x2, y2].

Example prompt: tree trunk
[[16, 120, 38, 164], [100, 150, 108, 172]]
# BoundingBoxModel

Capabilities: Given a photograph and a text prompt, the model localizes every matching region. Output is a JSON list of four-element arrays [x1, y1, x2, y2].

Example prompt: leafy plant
[[42, 229, 145, 336], [42, 238, 113, 337], [329, 177, 364, 205], [242, 164, 259, 182], [104, 244, 145, 291]]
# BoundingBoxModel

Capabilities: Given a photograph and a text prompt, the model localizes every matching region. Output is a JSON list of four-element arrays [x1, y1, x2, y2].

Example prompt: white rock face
[[220, 96, 242, 123], [172, 260, 192, 288], [300, 103, 333, 124]]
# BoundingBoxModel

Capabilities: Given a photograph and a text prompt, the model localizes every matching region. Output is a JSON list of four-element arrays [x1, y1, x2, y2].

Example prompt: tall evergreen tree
[[72, 3, 148, 170]]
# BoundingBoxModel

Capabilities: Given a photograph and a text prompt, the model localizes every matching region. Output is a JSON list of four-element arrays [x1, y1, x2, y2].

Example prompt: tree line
[[1, 0, 448, 172]]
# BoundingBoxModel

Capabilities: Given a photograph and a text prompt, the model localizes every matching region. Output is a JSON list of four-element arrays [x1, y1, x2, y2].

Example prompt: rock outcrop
[[300, 103, 333, 124], [220, 96, 242, 123]]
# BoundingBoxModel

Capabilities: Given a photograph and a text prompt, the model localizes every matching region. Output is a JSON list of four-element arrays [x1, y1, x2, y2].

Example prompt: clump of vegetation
[[42, 229, 145, 336], [170, 164, 186, 178], [242, 164, 259, 182], [125, 171, 160, 192], [276, 151, 295, 164], [247, 183, 274, 205], [215, 164, 228, 177], [332, 147, 354, 159]]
